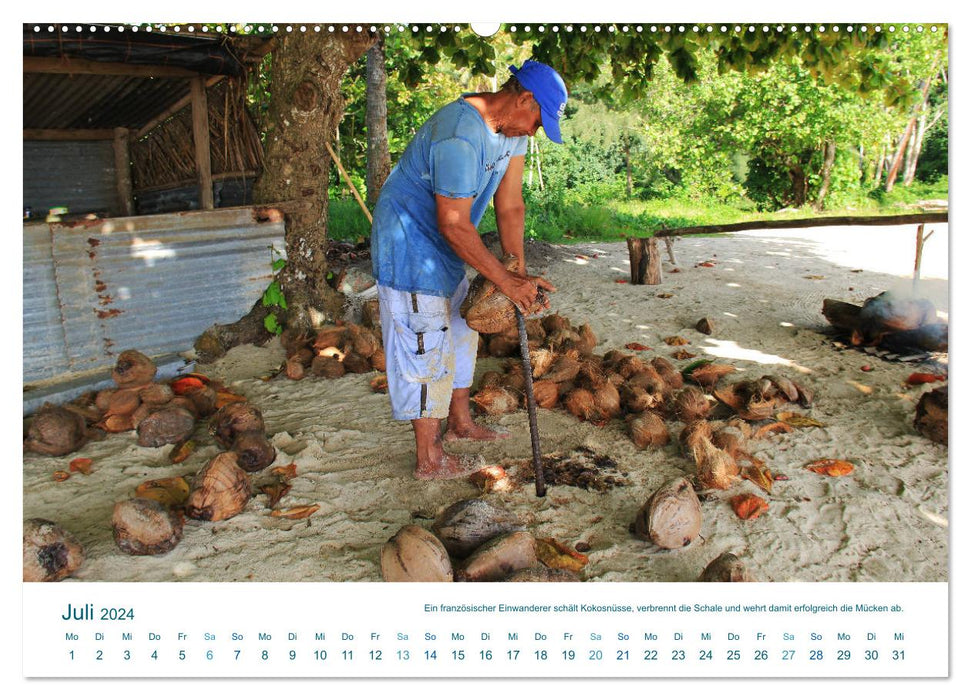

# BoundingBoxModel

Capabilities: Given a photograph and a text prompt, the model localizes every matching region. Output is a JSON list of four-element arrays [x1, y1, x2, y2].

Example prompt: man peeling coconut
[[370, 60, 566, 480]]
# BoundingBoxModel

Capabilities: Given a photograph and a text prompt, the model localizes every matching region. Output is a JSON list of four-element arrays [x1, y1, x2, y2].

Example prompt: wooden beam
[[134, 75, 224, 141], [112, 128, 134, 216], [24, 55, 200, 78], [23, 129, 114, 141], [190, 77, 214, 210], [651, 212, 948, 238]]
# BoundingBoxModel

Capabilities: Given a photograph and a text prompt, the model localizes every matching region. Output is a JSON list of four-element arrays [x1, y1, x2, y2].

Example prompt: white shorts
[[377, 278, 478, 420]]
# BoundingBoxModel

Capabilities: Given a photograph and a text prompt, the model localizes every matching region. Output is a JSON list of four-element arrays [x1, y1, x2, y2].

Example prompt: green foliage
[[260, 245, 287, 335], [328, 199, 373, 242]]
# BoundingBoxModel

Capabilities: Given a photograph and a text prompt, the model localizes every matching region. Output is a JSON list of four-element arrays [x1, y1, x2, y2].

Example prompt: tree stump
[[627, 237, 663, 285]]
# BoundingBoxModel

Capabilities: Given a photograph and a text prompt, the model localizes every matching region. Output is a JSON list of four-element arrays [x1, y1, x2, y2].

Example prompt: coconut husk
[[696, 439, 739, 490], [361, 298, 381, 329], [94, 389, 115, 413], [24, 404, 88, 456], [498, 371, 526, 397], [431, 499, 525, 559], [101, 414, 135, 433], [699, 552, 757, 582], [626, 366, 667, 394], [342, 350, 371, 374], [23, 518, 85, 582], [687, 363, 736, 390], [764, 375, 800, 403], [487, 335, 520, 358], [650, 356, 683, 390], [136, 406, 196, 448], [530, 348, 556, 378], [671, 386, 712, 423], [601, 349, 629, 369], [525, 318, 546, 344], [628, 412, 669, 448], [479, 370, 505, 389], [593, 382, 622, 419], [381, 525, 453, 582], [232, 431, 277, 472], [168, 396, 199, 418], [541, 313, 572, 334], [311, 355, 346, 378], [313, 325, 347, 351], [531, 380, 560, 409], [619, 384, 659, 414], [370, 348, 386, 372], [471, 387, 519, 415], [543, 354, 581, 384], [607, 371, 625, 387], [106, 388, 141, 417], [714, 382, 778, 421], [280, 327, 313, 358], [111, 498, 184, 556], [711, 425, 748, 459], [914, 385, 947, 445], [455, 531, 538, 582], [209, 403, 266, 449], [576, 323, 598, 356], [185, 452, 251, 522], [679, 421, 714, 461], [184, 384, 218, 417], [345, 323, 380, 359], [139, 383, 174, 406], [369, 374, 388, 393], [576, 357, 608, 391], [563, 388, 604, 422], [616, 355, 648, 379], [547, 327, 581, 352], [285, 357, 305, 380], [632, 476, 702, 549], [112, 349, 157, 389]]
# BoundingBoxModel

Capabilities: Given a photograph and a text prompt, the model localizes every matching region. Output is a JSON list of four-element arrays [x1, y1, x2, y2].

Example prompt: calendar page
[[17, 0, 958, 693]]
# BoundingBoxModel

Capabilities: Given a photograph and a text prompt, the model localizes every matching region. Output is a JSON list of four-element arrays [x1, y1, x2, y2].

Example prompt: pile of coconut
[[278, 319, 385, 382], [23, 350, 292, 581]]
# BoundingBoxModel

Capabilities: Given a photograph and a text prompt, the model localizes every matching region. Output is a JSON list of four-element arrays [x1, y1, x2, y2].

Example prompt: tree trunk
[[195, 30, 375, 360], [814, 140, 837, 212], [788, 164, 808, 207], [886, 71, 936, 192], [624, 139, 633, 197], [365, 37, 391, 208], [873, 140, 886, 187], [903, 112, 927, 186]]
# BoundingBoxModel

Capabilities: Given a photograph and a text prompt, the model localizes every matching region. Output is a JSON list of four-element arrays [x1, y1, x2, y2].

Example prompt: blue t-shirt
[[371, 97, 528, 297]]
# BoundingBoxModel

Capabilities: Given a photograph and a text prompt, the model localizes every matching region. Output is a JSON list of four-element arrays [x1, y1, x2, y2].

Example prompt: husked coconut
[[671, 386, 712, 423], [455, 531, 538, 582], [232, 431, 277, 472], [112, 349, 157, 388], [136, 406, 196, 447], [699, 552, 757, 582], [628, 412, 669, 448], [431, 499, 525, 558], [209, 403, 266, 449], [380, 525, 453, 582], [280, 327, 313, 358], [914, 385, 947, 445], [23, 518, 85, 582], [111, 498, 183, 555], [313, 325, 347, 351], [631, 476, 702, 549], [24, 404, 88, 456], [285, 357, 305, 380], [106, 388, 141, 417], [345, 323, 380, 359], [185, 452, 252, 521]]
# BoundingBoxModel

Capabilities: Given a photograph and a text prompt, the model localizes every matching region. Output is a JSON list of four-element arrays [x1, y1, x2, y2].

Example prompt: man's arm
[[493, 155, 527, 275]]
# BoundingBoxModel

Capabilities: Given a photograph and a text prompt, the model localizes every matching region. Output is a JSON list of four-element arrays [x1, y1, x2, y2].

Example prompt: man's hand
[[499, 272, 556, 313]]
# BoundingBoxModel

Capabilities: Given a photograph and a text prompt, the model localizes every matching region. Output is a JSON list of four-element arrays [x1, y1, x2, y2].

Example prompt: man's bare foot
[[414, 453, 486, 481], [443, 422, 511, 443]]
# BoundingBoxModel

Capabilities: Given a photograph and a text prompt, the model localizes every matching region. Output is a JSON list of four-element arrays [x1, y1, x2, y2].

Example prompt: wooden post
[[190, 77, 214, 210], [913, 224, 935, 295], [664, 237, 678, 265], [645, 237, 662, 285], [627, 238, 645, 284], [112, 127, 134, 216]]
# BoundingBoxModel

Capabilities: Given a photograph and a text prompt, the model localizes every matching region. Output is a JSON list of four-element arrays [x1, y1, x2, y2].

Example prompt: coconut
[[280, 327, 313, 358], [695, 439, 739, 490], [461, 254, 542, 334], [370, 348, 387, 372], [593, 382, 622, 419], [185, 452, 251, 522], [576, 323, 598, 356], [361, 299, 381, 329], [601, 349, 629, 369], [679, 421, 714, 461], [111, 498, 184, 555], [504, 566, 581, 582], [232, 431, 277, 472], [487, 335, 520, 358], [628, 412, 669, 448], [616, 355, 648, 379], [541, 313, 572, 334], [168, 396, 199, 418], [112, 349, 157, 388], [632, 476, 702, 549], [548, 327, 581, 353], [576, 358, 608, 390], [531, 380, 560, 409], [139, 383, 174, 406], [530, 348, 556, 378], [765, 374, 800, 403], [619, 384, 658, 414], [311, 355, 346, 378], [687, 363, 736, 390], [209, 403, 266, 449], [23, 518, 85, 582], [455, 531, 539, 582], [431, 499, 525, 558], [136, 406, 196, 448], [380, 525, 453, 582], [345, 323, 380, 359], [699, 552, 757, 582], [650, 356, 683, 390], [627, 367, 667, 396], [24, 404, 88, 456], [313, 325, 347, 351], [342, 350, 371, 374], [285, 357, 306, 380], [101, 414, 134, 433], [479, 370, 505, 389], [607, 371, 625, 387], [94, 388, 116, 412], [184, 384, 218, 417], [563, 388, 603, 422], [471, 387, 519, 415], [292, 347, 314, 366], [525, 318, 547, 344], [543, 354, 581, 384], [671, 386, 712, 423], [498, 370, 526, 397], [714, 381, 777, 421], [106, 388, 141, 417], [914, 385, 947, 445], [711, 426, 748, 459]]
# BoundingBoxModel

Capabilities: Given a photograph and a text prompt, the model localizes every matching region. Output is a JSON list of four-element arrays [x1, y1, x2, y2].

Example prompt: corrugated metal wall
[[23, 140, 120, 217], [23, 207, 285, 384], [135, 178, 255, 216]]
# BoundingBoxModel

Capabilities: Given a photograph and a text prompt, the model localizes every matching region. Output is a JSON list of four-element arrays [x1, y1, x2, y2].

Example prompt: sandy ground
[[22, 224, 949, 583]]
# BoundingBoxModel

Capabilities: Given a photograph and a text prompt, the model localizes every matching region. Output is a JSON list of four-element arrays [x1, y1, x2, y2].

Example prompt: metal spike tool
[[515, 306, 546, 497]]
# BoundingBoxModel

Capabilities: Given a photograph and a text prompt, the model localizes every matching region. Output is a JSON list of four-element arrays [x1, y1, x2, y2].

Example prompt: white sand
[[22, 225, 948, 583]]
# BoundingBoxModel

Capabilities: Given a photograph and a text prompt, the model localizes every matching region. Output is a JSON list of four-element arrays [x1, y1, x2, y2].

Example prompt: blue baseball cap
[[509, 60, 568, 144]]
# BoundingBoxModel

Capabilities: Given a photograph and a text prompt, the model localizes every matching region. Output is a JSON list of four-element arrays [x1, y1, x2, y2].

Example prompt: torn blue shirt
[[371, 97, 528, 297]]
